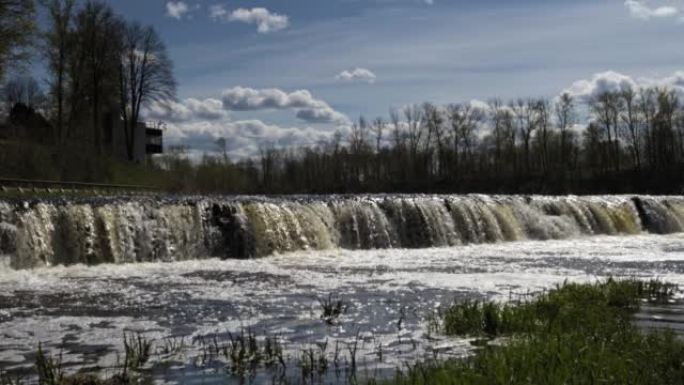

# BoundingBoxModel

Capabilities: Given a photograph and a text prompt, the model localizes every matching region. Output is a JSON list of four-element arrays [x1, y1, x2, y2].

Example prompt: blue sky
[[88, 0, 684, 157]]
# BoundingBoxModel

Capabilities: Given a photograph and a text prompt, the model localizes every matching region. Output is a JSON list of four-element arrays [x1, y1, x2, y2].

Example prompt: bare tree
[[24, 76, 41, 109], [372, 117, 384, 153], [639, 87, 658, 167], [555, 92, 575, 169], [447, 104, 462, 172], [654, 88, 679, 169], [389, 108, 405, 149], [591, 91, 622, 172], [75, 1, 123, 151], [119, 22, 176, 160], [215, 137, 228, 162], [512, 99, 536, 173], [489, 99, 507, 172], [423, 102, 445, 177], [448, 102, 483, 173], [43, 0, 75, 142], [349, 116, 368, 153], [619, 88, 641, 170], [2, 76, 44, 111], [2, 77, 25, 111], [531, 98, 551, 173], [403, 104, 423, 160], [0, 0, 36, 81]]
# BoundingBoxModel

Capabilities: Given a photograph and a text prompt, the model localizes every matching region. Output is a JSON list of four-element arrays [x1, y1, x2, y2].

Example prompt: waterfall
[[1, 195, 683, 269]]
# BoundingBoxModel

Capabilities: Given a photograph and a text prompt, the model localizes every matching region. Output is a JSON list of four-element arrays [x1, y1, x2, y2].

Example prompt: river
[[1, 195, 684, 383]]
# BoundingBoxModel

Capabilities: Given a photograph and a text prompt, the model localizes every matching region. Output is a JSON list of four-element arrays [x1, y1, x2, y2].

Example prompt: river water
[[1, 195, 684, 383]]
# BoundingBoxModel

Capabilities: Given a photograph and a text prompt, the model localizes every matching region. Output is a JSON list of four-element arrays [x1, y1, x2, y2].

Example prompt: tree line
[[245, 86, 684, 194], [1, 1, 683, 194], [1, 0, 175, 161]]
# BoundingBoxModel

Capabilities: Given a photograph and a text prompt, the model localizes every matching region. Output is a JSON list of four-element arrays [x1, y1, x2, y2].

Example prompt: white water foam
[[2, 233, 684, 381]]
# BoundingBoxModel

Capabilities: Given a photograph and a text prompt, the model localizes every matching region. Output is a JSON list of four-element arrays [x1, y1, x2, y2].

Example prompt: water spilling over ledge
[[1, 195, 684, 269]]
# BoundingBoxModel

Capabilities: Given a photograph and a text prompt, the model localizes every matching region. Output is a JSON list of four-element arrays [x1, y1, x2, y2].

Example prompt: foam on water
[[3, 233, 684, 382]]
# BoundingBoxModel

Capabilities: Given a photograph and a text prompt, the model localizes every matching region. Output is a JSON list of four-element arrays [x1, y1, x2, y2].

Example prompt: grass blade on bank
[[387, 278, 684, 385]]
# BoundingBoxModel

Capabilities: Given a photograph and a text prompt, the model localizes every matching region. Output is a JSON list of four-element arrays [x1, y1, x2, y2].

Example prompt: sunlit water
[[3, 233, 684, 383]]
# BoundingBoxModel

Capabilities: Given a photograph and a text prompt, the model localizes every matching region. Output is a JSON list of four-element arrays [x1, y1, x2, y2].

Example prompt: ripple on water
[[3, 234, 684, 382]]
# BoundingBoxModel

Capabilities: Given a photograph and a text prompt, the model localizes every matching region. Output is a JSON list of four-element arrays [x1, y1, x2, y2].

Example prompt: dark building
[[146, 126, 163, 155], [103, 115, 164, 163]]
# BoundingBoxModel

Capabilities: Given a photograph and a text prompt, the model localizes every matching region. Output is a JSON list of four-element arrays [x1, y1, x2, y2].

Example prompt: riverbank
[[389, 279, 684, 385]]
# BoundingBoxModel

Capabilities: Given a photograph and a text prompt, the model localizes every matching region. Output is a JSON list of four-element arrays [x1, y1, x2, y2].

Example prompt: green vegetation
[[440, 279, 676, 337], [387, 279, 684, 385], [27, 335, 152, 385], [0, 140, 253, 194], [121, 333, 152, 373], [191, 329, 287, 378], [319, 293, 347, 325]]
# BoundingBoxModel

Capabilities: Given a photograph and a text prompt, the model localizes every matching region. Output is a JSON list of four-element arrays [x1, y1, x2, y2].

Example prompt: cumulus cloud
[[144, 87, 349, 159], [624, 0, 678, 20], [468, 99, 490, 112], [336, 68, 377, 84], [166, 1, 189, 20], [146, 98, 228, 123], [221, 86, 350, 124], [211, 6, 289, 33], [559, 70, 684, 129], [562, 70, 684, 103], [295, 108, 346, 123], [222, 87, 319, 110], [648, 71, 684, 89], [563, 71, 639, 102], [162, 117, 336, 159]]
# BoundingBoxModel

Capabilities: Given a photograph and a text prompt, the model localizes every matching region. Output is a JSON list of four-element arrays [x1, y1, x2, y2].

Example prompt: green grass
[[386, 279, 684, 385], [22, 335, 154, 385], [440, 278, 677, 338]]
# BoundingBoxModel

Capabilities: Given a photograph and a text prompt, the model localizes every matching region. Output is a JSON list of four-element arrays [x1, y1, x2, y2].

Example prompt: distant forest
[[1, 0, 684, 194]]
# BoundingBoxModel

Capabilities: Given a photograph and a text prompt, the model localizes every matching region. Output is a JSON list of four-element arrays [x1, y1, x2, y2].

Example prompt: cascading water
[[1, 195, 684, 269]]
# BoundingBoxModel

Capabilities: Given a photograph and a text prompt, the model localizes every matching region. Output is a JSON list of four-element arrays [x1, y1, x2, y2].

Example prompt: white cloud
[[145, 87, 350, 158], [563, 71, 639, 102], [295, 108, 346, 123], [211, 7, 289, 33], [185, 98, 226, 121], [209, 4, 227, 20], [624, 0, 678, 20], [221, 86, 350, 124], [560, 70, 684, 127], [336, 68, 377, 84], [468, 99, 490, 112], [424, 0, 434, 4], [161, 117, 336, 159], [165, 1, 189, 20], [221, 87, 319, 110], [146, 98, 228, 123], [564, 70, 684, 103], [552, 71, 684, 136], [647, 71, 684, 89]]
